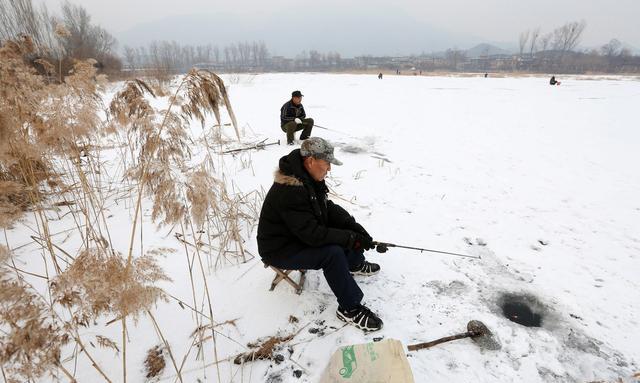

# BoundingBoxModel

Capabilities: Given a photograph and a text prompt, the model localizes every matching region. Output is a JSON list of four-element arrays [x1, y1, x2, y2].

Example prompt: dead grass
[[233, 334, 295, 365], [144, 345, 166, 379], [95, 335, 120, 353], [0, 180, 29, 227]]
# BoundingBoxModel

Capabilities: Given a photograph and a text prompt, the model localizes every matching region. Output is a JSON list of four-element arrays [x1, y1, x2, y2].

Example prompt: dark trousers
[[267, 245, 364, 310], [281, 118, 314, 143]]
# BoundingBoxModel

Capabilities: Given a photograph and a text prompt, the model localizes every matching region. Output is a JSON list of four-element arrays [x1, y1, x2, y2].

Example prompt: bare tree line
[[513, 20, 638, 72], [293, 50, 343, 69], [0, 0, 56, 52], [121, 19, 638, 75], [123, 19, 639, 75], [519, 21, 587, 57], [2, 2, 638, 78], [0, 0, 121, 77], [123, 40, 270, 76]]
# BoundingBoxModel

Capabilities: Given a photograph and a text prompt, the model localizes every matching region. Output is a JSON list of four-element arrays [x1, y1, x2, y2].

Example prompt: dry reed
[[51, 249, 170, 324], [0, 246, 70, 382], [1, 33, 265, 382]]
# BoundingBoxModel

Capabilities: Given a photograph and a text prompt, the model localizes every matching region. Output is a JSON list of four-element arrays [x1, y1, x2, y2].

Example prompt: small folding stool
[[264, 263, 306, 295]]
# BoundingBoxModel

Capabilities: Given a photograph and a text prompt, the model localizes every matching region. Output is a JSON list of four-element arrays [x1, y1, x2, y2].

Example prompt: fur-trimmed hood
[[274, 169, 302, 186], [274, 148, 307, 187]]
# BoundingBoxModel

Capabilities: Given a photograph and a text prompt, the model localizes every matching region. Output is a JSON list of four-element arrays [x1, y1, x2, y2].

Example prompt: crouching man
[[280, 90, 313, 145], [257, 137, 383, 332]]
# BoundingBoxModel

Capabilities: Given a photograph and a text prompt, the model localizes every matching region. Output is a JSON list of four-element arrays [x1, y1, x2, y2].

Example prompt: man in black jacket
[[257, 137, 384, 332], [280, 90, 314, 145]]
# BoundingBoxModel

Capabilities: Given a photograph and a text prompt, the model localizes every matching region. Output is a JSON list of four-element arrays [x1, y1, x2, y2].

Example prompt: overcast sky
[[40, 0, 640, 53]]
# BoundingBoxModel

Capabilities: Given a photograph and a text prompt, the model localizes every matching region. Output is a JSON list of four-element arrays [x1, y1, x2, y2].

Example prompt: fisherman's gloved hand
[[375, 243, 389, 253], [294, 118, 302, 124], [348, 232, 374, 251]]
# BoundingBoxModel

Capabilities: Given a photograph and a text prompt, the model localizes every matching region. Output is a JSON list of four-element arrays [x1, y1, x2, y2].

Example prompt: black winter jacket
[[280, 100, 306, 126], [257, 149, 366, 263]]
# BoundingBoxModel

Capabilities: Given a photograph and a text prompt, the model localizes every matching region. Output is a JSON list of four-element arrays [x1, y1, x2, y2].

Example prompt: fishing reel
[[375, 243, 388, 253]]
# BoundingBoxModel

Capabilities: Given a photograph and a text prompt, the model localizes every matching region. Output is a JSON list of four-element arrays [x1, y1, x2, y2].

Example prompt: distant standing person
[[549, 76, 561, 85], [484, 73, 488, 78], [280, 90, 314, 145], [378, 72, 383, 79]]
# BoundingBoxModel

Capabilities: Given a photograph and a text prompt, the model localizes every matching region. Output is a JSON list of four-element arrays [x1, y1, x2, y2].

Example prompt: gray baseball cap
[[300, 137, 343, 166]]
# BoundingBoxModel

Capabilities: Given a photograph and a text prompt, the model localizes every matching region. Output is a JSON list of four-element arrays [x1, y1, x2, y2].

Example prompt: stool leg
[[295, 271, 306, 295], [268, 267, 306, 294], [270, 267, 291, 291]]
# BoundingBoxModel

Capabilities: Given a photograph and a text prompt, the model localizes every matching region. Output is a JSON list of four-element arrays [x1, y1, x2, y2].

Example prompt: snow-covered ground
[[9, 73, 640, 382]]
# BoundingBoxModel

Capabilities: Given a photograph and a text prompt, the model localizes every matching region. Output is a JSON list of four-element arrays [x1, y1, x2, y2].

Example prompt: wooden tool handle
[[407, 332, 473, 351]]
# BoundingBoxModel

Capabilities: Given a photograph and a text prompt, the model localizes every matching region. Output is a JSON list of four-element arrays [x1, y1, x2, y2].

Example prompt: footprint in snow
[[463, 237, 487, 246]]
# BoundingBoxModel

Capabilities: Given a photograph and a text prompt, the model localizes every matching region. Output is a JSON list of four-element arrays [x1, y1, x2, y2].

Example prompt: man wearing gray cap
[[257, 137, 383, 332], [280, 90, 314, 145]]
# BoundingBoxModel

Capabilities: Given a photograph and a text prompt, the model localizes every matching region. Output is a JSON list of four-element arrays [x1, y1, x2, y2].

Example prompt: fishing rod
[[222, 139, 280, 154], [372, 241, 480, 259], [313, 124, 352, 136]]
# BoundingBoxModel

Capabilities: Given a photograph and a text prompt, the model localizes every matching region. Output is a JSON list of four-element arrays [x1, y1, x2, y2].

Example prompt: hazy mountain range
[[117, 9, 639, 57], [117, 8, 510, 57]]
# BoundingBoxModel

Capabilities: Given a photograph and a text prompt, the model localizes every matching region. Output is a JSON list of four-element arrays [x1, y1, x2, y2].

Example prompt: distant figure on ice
[[484, 73, 488, 78], [280, 90, 313, 145], [549, 76, 561, 85], [378, 72, 383, 79], [257, 137, 384, 332]]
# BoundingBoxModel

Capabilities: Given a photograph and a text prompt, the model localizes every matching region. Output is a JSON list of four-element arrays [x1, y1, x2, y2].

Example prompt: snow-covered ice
[[7, 73, 640, 382]]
